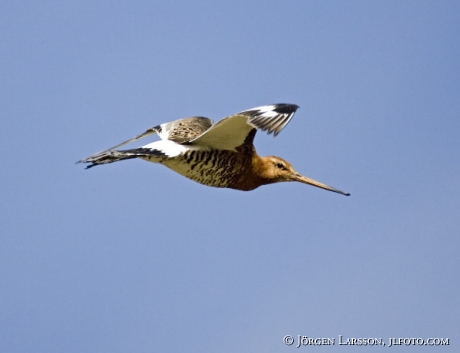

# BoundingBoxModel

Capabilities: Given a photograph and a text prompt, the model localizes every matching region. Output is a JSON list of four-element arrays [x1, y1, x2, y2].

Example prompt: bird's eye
[[277, 162, 286, 170]]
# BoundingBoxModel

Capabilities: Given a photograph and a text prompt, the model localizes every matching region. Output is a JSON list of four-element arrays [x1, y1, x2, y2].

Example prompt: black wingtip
[[272, 103, 300, 114], [76, 158, 97, 169]]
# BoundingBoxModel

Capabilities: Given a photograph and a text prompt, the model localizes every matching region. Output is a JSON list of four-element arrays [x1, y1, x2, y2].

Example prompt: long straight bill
[[294, 174, 350, 196]]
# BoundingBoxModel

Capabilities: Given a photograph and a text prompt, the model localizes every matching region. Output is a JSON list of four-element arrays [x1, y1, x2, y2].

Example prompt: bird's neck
[[232, 154, 275, 191]]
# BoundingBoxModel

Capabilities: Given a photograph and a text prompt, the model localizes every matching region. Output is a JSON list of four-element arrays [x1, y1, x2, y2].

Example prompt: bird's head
[[260, 156, 350, 196]]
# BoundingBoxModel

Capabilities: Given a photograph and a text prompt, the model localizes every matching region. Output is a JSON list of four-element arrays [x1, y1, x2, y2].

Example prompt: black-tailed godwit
[[78, 104, 349, 195]]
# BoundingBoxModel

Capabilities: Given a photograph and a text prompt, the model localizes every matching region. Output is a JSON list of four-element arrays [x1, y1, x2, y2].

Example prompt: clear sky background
[[1, 1, 459, 352]]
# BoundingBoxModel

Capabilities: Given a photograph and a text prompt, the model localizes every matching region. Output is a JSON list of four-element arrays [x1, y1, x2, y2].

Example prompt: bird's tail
[[77, 148, 166, 169]]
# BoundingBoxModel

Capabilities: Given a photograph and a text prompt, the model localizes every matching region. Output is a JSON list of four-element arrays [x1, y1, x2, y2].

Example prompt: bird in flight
[[78, 104, 349, 195]]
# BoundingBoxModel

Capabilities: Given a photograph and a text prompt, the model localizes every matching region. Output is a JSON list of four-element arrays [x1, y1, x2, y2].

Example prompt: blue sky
[[1, 1, 459, 352]]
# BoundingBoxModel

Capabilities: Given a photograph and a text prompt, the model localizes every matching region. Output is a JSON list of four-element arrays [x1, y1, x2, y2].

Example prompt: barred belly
[[162, 150, 246, 188]]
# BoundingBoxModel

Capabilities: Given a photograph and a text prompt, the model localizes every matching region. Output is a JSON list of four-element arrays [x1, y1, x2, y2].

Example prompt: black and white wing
[[188, 104, 299, 150], [78, 116, 213, 164]]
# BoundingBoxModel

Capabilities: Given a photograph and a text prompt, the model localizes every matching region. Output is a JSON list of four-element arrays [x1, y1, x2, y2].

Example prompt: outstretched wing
[[187, 104, 299, 150], [77, 116, 213, 164], [78, 126, 161, 163]]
